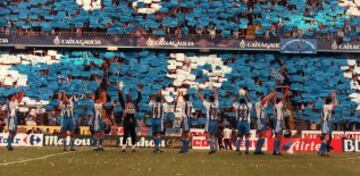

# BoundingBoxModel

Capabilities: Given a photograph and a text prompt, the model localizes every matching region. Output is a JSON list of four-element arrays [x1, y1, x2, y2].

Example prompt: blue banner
[[280, 38, 318, 54], [0, 33, 359, 53]]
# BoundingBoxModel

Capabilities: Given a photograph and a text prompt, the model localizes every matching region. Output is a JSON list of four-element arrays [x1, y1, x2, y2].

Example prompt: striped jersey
[[92, 102, 103, 130], [7, 100, 19, 129], [177, 99, 193, 119], [322, 104, 334, 122], [60, 100, 74, 119], [203, 100, 219, 120], [255, 101, 266, 120], [149, 101, 166, 119], [93, 102, 102, 119], [7, 100, 19, 118], [275, 102, 284, 121], [233, 102, 251, 122]]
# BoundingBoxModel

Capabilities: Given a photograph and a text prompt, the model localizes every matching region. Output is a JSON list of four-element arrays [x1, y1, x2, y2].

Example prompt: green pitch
[[1, 147, 360, 176]]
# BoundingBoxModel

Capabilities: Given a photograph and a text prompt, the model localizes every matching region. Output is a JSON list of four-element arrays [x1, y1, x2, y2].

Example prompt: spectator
[[0, 118, 5, 132], [223, 125, 233, 150], [44, 128, 51, 135], [26, 109, 37, 126], [26, 117, 37, 126], [217, 124, 225, 150], [0, 48, 360, 133], [337, 29, 345, 44], [26, 127, 36, 134], [35, 128, 43, 134]]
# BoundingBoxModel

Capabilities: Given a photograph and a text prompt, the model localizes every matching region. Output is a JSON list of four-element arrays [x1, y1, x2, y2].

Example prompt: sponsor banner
[[238, 39, 279, 50], [0, 133, 43, 147], [114, 126, 180, 137], [0, 33, 280, 50], [192, 136, 267, 151], [189, 128, 207, 137], [191, 129, 267, 151], [43, 135, 181, 148], [267, 138, 342, 153], [192, 136, 209, 150], [343, 139, 360, 152], [102, 136, 120, 147], [0, 38, 8, 44], [280, 38, 317, 54], [145, 37, 195, 48], [114, 126, 149, 136], [44, 135, 92, 147], [0, 33, 357, 52], [301, 131, 360, 140], [323, 40, 360, 52], [120, 136, 183, 149], [17, 126, 91, 135], [53, 36, 102, 46], [16, 125, 175, 136]]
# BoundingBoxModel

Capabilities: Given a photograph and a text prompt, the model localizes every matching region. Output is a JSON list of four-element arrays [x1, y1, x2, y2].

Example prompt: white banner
[[192, 136, 209, 150], [0, 133, 43, 147], [190, 129, 266, 151], [343, 140, 360, 152], [44, 135, 92, 146], [302, 131, 360, 140], [119, 137, 167, 148]]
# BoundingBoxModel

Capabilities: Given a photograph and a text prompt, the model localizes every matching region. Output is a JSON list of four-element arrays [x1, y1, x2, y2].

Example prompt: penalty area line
[[0, 149, 91, 167]]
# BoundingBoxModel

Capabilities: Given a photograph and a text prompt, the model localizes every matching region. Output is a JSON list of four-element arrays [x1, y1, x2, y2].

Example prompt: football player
[[197, 86, 219, 154]]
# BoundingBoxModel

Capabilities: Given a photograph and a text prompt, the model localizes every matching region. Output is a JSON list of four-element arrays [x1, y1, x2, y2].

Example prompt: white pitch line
[[0, 149, 91, 167]]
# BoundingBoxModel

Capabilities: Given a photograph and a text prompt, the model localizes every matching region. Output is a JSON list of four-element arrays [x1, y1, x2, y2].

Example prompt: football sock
[[236, 138, 242, 151], [70, 137, 75, 149], [7, 135, 13, 147], [245, 138, 250, 153]]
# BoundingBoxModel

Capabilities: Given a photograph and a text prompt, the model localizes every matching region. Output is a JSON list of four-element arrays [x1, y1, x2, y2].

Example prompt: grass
[[1, 147, 360, 176]]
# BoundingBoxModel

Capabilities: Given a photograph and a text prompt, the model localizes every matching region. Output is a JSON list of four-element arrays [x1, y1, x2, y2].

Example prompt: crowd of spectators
[[0, 0, 359, 41], [0, 49, 359, 134]]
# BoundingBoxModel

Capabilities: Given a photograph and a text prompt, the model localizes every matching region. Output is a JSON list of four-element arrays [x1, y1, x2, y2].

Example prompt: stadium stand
[[0, 0, 359, 41], [0, 0, 360, 136], [0, 50, 359, 132]]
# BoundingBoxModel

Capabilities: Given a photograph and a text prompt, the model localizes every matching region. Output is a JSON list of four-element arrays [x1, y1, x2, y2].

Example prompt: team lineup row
[[4, 84, 336, 157]]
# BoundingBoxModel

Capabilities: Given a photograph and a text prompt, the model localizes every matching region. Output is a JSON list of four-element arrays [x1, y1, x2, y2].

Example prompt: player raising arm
[[58, 91, 76, 151], [318, 92, 337, 157], [6, 89, 24, 151], [273, 87, 288, 156], [89, 92, 106, 152], [118, 84, 142, 152], [149, 90, 167, 153], [197, 86, 219, 154], [254, 91, 277, 155], [233, 91, 252, 155], [174, 91, 193, 153]]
